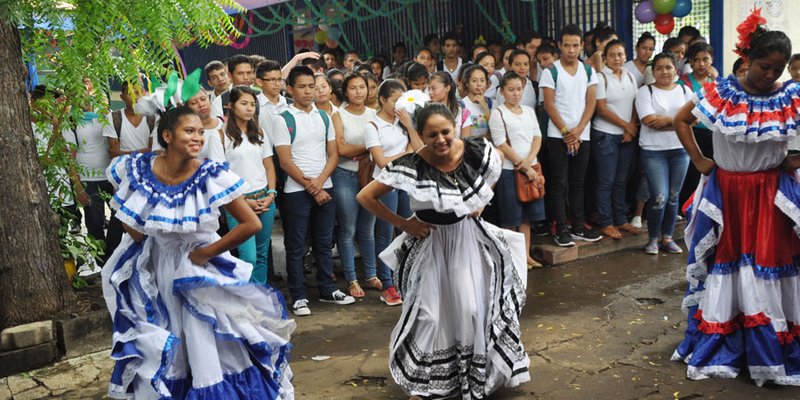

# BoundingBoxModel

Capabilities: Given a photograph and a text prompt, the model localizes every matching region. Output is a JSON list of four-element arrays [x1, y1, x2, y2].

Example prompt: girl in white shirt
[[331, 73, 378, 298], [591, 40, 641, 239], [428, 71, 472, 138], [496, 50, 538, 110], [475, 52, 499, 100], [461, 64, 493, 138], [489, 72, 544, 268], [624, 32, 655, 88], [207, 86, 277, 284], [364, 79, 421, 305], [634, 53, 692, 256], [314, 73, 340, 116]]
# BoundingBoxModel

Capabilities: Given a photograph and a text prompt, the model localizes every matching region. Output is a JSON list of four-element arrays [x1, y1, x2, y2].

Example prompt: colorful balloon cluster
[[635, 0, 692, 35], [314, 25, 342, 48]]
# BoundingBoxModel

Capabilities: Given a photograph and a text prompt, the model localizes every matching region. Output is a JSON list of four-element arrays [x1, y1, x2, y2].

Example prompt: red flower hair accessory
[[734, 7, 767, 60]]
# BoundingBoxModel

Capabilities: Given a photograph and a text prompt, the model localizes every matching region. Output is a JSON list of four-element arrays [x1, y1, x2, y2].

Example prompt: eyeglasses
[[260, 77, 284, 84]]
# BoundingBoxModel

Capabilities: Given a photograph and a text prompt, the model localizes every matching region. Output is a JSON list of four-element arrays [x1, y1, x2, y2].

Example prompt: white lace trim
[[776, 190, 800, 238], [686, 365, 740, 381]]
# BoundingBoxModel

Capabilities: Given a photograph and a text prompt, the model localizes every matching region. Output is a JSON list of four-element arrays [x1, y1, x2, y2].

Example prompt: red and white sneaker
[[380, 286, 403, 306]]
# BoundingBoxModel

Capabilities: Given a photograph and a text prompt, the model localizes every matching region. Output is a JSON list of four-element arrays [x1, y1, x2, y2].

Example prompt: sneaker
[[292, 299, 311, 316], [534, 222, 550, 237], [661, 240, 683, 254], [571, 228, 603, 242], [631, 216, 643, 229], [554, 229, 576, 247], [319, 289, 355, 305], [76, 259, 102, 277], [644, 240, 659, 255], [380, 287, 403, 306]]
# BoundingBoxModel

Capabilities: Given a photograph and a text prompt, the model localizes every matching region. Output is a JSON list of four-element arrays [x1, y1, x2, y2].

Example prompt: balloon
[[653, 0, 676, 14], [672, 0, 693, 18], [325, 38, 338, 49], [654, 13, 675, 35], [635, 1, 657, 23], [328, 26, 341, 41], [314, 30, 328, 44]]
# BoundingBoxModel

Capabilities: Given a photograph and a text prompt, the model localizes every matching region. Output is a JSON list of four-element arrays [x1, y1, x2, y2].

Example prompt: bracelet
[[266, 189, 278, 196], [560, 126, 570, 135]]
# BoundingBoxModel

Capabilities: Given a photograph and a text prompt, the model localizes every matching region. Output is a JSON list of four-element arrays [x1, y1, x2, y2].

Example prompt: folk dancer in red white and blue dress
[[101, 91, 295, 398], [671, 10, 800, 386]]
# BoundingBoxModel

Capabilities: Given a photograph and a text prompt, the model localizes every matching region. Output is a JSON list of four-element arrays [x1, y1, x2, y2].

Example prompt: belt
[[416, 209, 465, 225]]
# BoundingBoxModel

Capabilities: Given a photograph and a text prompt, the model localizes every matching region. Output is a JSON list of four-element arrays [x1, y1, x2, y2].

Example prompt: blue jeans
[[640, 148, 690, 240], [332, 167, 376, 282], [592, 129, 636, 227], [226, 192, 275, 284], [375, 190, 406, 289], [281, 189, 337, 302]]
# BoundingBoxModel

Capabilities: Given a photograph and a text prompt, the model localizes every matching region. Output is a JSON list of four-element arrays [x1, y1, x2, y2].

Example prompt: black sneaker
[[319, 289, 355, 305], [571, 228, 603, 242], [554, 229, 576, 247], [534, 222, 550, 237]]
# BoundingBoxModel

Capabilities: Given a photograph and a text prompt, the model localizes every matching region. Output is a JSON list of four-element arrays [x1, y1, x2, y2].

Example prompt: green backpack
[[540, 62, 595, 133], [275, 109, 331, 188]]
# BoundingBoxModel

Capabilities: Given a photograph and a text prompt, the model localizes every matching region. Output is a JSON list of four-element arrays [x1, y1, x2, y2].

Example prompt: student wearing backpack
[[207, 86, 276, 285], [634, 53, 692, 255], [273, 66, 354, 316], [540, 24, 602, 247], [103, 81, 155, 157], [592, 39, 641, 240]]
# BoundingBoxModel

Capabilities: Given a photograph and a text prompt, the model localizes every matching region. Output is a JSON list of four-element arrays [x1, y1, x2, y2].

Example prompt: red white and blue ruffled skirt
[[672, 167, 800, 386]]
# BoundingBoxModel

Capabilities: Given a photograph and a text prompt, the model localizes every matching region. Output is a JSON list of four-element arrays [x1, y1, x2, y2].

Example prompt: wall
[[722, 0, 797, 79]]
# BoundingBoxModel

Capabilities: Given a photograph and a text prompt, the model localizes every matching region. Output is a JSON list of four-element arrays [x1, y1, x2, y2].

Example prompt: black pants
[[547, 138, 591, 228], [83, 180, 123, 262], [679, 127, 714, 207]]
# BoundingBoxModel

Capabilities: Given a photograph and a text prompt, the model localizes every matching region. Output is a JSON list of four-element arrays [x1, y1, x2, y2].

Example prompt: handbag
[[357, 121, 378, 188], [497, 108, 545, 202]]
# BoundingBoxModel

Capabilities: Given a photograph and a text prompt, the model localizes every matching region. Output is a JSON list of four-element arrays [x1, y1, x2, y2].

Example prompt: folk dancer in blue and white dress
[[357, 103, 530, 399], [671, 14, 800, 386], [101, 104, 295, 399]]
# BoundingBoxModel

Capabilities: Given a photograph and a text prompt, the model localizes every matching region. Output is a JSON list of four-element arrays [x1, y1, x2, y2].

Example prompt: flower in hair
[[734, 7, 767, 60]]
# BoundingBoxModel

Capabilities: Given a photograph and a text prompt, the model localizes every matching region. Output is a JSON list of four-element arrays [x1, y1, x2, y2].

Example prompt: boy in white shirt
[[204, 60, 231, 105], [273, 66, 354, 316], [255, 60, 289, 144], [211, 55, 257, 118], [103, 82, 154, 157], [540, 24, 602, 247]]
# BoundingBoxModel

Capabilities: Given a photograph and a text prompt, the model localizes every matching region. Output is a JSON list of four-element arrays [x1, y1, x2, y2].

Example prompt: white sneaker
[[292, 299, 311, 316], [631, 216, 642, 229], [319, 289, 355, 305]]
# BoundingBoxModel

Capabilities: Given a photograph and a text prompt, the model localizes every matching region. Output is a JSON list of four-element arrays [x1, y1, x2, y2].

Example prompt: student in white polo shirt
[[540, 24, 602, 247], [273, 66, 355, 316], [204, 60, 231, 105], [591, 39, 641, 240], [103, 82, 154, 157], [255, 60, 289, 144]]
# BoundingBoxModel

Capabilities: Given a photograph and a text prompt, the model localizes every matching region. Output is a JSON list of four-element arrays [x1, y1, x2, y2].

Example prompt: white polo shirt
[[593, 67, 638, 135], [488, 104, 541, 170], [635, 84, 693, 151], [207, 127, 273, 192], [63, 116, 109, 181], [257, 93, 289, 144], [102, 111, 154, 152], [538, 60, 598, 141], [272, 104, 335, 194], [364, 115, 409, 178]]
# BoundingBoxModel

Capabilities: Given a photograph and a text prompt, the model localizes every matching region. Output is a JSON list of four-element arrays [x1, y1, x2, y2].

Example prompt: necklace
[[436, 163, 460, 187]]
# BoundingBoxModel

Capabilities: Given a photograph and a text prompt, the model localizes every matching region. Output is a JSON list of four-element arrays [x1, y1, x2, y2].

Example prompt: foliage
[[0, 0, 241, 271]]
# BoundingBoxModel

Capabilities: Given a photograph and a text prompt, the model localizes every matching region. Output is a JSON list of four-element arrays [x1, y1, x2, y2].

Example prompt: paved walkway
[[2, 248, 796, 399]]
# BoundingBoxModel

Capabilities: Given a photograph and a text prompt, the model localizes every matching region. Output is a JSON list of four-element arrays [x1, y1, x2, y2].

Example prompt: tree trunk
[[0, 21, 74, 330]]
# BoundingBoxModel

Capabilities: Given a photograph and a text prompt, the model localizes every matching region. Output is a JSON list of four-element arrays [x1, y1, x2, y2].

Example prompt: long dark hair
[[416, 103, 454, 133], [428, 71, 459, 118], [225, 86, 262, 148]]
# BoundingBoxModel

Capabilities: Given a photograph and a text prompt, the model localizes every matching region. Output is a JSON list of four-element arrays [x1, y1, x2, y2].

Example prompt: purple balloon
[[672, 0, 693, 18], [636, 0, 657, 23]]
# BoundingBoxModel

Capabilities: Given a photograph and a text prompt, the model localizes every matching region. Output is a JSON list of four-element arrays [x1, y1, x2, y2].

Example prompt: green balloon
[[653, 0, 676, 14]]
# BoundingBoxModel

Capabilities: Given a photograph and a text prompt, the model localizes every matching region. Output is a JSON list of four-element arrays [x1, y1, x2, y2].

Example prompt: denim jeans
[[374, 190, 402, 289], [281, 189, 337, 302], [640, 148, 690, 240], [82, 180, 123, 261], [226, 191, 275, 284], [591, 130, 636, 227], [546, 138, 591, 228], [332, 167, 376, 282]]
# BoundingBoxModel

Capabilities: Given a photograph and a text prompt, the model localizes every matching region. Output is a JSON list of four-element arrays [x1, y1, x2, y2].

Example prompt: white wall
[[722, 0, 797, 79]]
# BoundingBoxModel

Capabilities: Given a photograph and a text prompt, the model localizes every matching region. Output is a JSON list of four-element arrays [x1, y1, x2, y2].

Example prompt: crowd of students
[[45, 22, 800, 313]]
